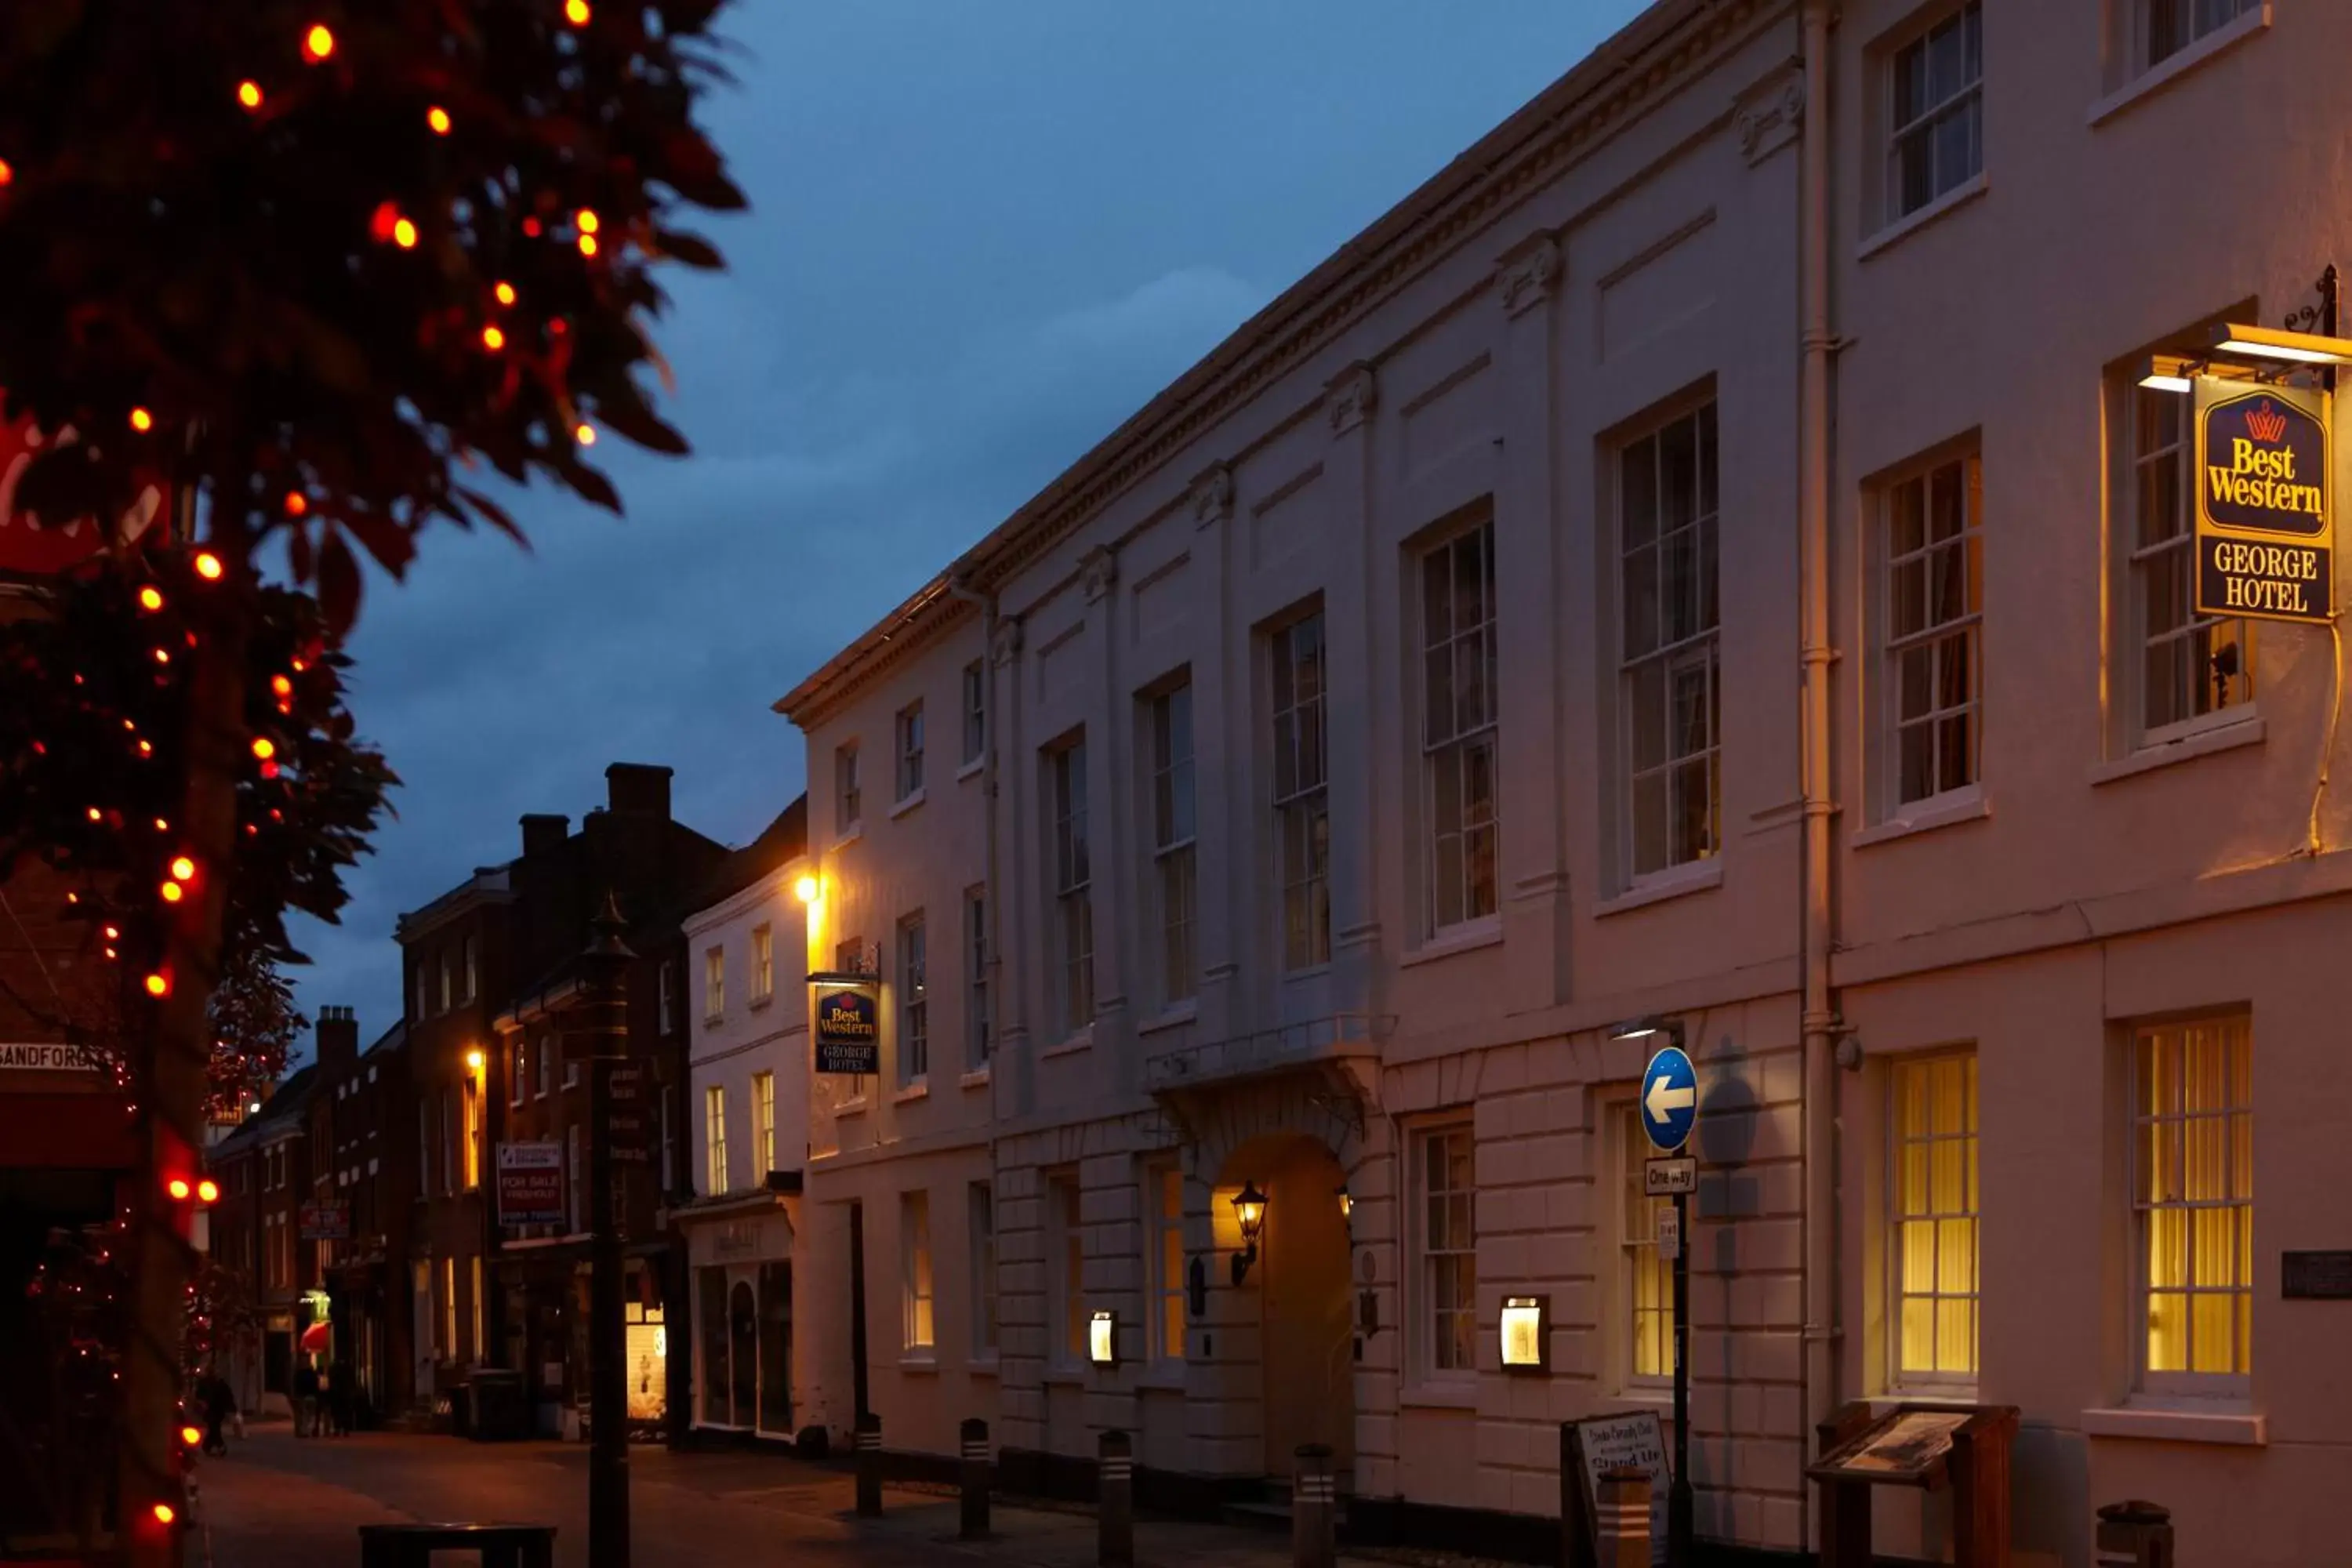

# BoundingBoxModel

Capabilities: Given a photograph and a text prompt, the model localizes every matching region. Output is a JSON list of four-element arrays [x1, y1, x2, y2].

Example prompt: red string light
[[238, 81, 263, 111], [427, 106, 452, 135], [482, 324, 506, 350], [303, 24, 336, 63], [578, 234, 599, 258], [137, 587, 164, 612], [394, 217, 419, 250], [575, 423, 597, 447], [194, 551, 223, 580], [144, 973, 170, 998], [250, 738, 275, 761], [129, 408, 153, 433], [565, 0, 592, 24], [0, 159, 14, 187], [495, 281, 517, 307]]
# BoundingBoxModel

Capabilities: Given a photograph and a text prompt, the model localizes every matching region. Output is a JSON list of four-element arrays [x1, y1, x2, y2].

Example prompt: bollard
[[854, 1412, 884, 1518], [1098, 1429, 1134, 1568], [2096, 1500, 2175, 1568], [1597, 1466, 1653, 1568], [1292, 1443, 1338, 1568], [960, 1417, 992, 1541]]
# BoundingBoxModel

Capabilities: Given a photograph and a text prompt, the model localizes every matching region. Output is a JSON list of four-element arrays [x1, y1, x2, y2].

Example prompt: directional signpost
[[1635, 1036, 1699, 1568]]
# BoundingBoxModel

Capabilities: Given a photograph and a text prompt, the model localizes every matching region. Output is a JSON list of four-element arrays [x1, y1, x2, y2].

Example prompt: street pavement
[[196, 1425, 1490, 1568]]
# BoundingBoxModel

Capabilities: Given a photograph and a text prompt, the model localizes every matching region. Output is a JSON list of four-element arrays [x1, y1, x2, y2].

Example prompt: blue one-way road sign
[[1639, 1046, 1698, 1152]]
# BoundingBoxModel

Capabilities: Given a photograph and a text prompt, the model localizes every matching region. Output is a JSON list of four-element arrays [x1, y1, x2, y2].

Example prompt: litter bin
[[469, 1370, 528, 1442]]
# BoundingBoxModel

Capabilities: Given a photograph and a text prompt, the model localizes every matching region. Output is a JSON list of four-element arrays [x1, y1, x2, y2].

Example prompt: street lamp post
[[579, 893, 636, 1568]]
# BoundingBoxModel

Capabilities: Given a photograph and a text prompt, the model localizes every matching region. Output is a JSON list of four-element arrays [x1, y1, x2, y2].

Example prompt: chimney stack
[[605, 762, 673, 820], [521, 813, 569, 858], [316, 1005, 359, 1076]]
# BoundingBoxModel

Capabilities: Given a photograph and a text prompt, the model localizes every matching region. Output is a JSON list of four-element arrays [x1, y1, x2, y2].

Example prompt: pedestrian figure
[[295, 1357, 320, 1438], [198, 1369, 235, 1456]]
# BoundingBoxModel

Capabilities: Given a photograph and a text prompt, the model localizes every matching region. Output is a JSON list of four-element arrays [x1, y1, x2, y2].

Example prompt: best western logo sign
[[2196, 380, 2333, 623], [813, 983, 880, 1076]]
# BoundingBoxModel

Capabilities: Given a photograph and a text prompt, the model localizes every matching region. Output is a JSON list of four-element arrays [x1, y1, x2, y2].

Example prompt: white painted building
[[677, 799, 811, 1441], [779, 2, 2352, 1562]]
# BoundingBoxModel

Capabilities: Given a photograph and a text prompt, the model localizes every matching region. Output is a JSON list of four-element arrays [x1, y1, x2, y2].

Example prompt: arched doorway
[[1218, 1133, 1354, 1483]]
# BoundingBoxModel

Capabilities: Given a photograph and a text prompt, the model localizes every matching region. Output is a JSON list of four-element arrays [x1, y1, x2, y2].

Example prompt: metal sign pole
[[1669, 1179, 1692, 1567]]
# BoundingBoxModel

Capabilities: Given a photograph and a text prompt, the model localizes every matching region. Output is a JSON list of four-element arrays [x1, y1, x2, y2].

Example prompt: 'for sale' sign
[[496, 1140, 567, 1228]]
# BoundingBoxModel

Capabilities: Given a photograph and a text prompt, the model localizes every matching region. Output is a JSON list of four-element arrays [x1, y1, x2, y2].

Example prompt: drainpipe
[[1796, 0, 1841, 1541]]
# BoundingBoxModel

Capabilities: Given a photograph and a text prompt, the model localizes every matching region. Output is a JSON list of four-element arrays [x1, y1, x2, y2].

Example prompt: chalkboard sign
[[2284, 1250, 2352, 1300], [1563, 1411, 1668, 1567]]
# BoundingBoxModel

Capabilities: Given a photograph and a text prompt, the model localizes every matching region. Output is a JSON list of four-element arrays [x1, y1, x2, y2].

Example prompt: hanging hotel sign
[[811, 975, 880, 1076], [2195, 377, 2333, 623]]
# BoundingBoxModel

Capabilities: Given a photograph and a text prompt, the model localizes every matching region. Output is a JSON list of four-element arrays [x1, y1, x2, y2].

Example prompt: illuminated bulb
[[170, 856, 196, 881], [481, 324, 506, 350], [161, 882, 183, 904], [795, 875, 819, 904], [575, 423, 596, 446], [167, 1178, 191, 1200], [271, 675, 294, 697], [284, 492, 310, 519], [145, 973, 170, 997], [495, 281, 517, 306], [197, 1179, 219, 1203], [138, 586, 164, 611], [152, 1503, 176, 1527], [393, 218, 418, 250], [577, 233, 598, 258], [87, 808, 102, 822], [0, 159, 13, 186], [251, 738, 275, 760], [129, 407, 153, 432], [154, 648, 170, 664], [303, 24, 335, 63], [154, 818, 169, 831], [103, 926, 119, 940], [137, 740, 153, 757], [194, 551, 223, 580], [181, 1426, 203, 1447], [427, 106, 452, 135], [260, 760, 279, 779], [522, 216, 543, 238], [576, 209, 600, 234], [238, 81, 263, 111], [465, 1048, 486, 1072], [565, 0, 591, 23]]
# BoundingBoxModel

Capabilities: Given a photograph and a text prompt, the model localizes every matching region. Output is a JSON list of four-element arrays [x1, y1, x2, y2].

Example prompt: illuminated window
[[2140, 0, 2260, 71], [704, 1085, 728, 1196], [1421, 519, 1501, 934], [1891, 1052, 1978, 1383], [1414, 1123, 1476, 1377], [470, 1254, 485, 1364], [1148, 1165, 1186, 1364], [1620, 403, 1721, 881], [441, 1256, 458, 1361], [1271, 612, 1330, 969], [2136, 1017, 2252, 1391], [901, 1190, 934, 1350], [704, 946, 724, 1022], [1888, 3, 1982, 220], [1882, 454, 1983, 808], [1047, 739, 1093, 1037], [892, 914, 928, 1085], [1612, 1102, 1676, 1385], [2126, 381, 2252, 742], [751, 924, 774, 1006], [1149, 681, 1197, 1007], [753, 1071, 775, 1177], [462, 1074, 482, 1190], [961, 659, 986, 764]]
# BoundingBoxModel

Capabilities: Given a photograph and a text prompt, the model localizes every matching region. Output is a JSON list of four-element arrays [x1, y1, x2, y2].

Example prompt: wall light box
[[1500, 1294, 1548, 1373], [1089, 1309, 1119, 1367]]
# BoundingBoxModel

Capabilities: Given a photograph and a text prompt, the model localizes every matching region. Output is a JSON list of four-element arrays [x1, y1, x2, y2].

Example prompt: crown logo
[[2245, 401, 2289, 444]]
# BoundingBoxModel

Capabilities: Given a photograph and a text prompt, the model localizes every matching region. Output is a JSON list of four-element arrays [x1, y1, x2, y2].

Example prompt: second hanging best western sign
[[2196, 378, 2333, 622]]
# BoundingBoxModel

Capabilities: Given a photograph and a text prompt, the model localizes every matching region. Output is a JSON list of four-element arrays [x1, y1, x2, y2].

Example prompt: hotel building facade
[[781, 2, 2352, 1562]]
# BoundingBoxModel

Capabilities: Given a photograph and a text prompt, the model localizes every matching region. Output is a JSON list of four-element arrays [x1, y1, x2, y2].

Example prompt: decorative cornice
[[1734, 57, 1805, 167], [1326, 362, 1378, 436], [1080, 546, 1118, 603], [990, 615, 1024, 668], [1188, 463, 1235, 530], [1497, 232, 1563, 317]]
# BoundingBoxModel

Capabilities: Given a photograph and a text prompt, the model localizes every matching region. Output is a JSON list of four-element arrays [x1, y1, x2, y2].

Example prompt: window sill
[[833, 824, 864, 851], [959, 1066, 992, 1092], [2087, 5, 2270, 127], [2082, 1403, 2266, 1446], [1595, 859, 1724, 918], [889, 789, 927, 821], [1138, 1001, 1198, 1036], [1399, 1382, 1479, 1412], [956, 757, 985, 784], [749, 993, 774, 1011], [1041, 1028, 1094, 1061], [899, 1353, 940, 1374], [1399, 917, 1504, 969], [891, 1081, 930, 1105], [833, 1097, 870, 1120], [1858, 172, 1989, 263], [1134, 1367, 1188, 1393], [1852, 789, 1991, 848], [2090, 713, 2265, 786]]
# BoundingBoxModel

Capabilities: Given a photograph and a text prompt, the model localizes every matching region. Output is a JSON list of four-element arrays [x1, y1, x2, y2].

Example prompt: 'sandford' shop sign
[[813, 983, 880, 1075], [2196, 379, 2333, 623]]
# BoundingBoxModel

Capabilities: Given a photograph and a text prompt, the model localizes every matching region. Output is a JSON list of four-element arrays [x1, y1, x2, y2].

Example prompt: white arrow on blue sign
[[1639, 1046, 1698, 1152]]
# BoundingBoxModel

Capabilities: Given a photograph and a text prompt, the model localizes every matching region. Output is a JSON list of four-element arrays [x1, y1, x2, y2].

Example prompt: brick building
[[207, 1062, 319, 1417], [301, 1007, 416, 1423]]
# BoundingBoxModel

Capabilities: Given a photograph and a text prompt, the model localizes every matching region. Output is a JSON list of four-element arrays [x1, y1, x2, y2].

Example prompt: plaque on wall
[[2284, 1250, 2352, 1300]]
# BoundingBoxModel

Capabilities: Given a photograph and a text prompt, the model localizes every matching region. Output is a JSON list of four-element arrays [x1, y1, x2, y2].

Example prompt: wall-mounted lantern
[[1500, 1294, 1548, 1373], [1336, 1185, 1353, 1227], [1088, 1309, 1119, 1368], [1230, 1180, 1268, 1285]]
